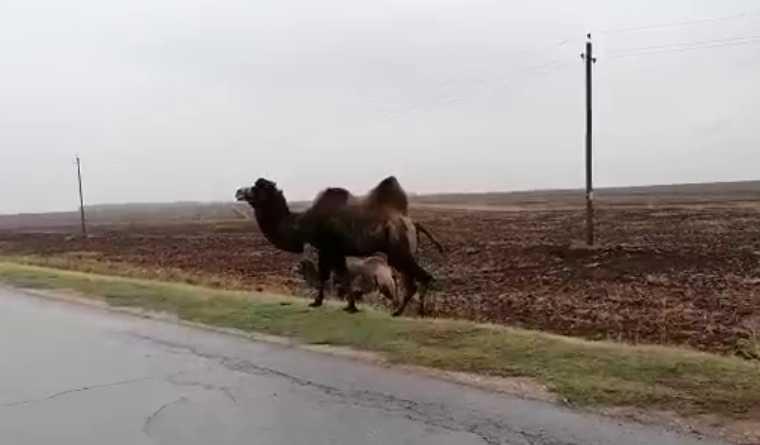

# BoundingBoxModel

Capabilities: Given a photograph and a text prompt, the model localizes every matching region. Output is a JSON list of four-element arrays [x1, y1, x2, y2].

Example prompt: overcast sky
[[1, 0, 759, 213]]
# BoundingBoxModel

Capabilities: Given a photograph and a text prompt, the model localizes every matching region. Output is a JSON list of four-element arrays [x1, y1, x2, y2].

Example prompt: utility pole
[[75, 155, 87, 238], [581, 34, 596, 246]]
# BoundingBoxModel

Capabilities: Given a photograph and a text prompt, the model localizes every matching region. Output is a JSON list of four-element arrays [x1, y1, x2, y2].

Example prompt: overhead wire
[[607, 34, 760, 59], [598, 10, 760, 35], [511, 36, 583, 75], [501, 7, 760, 63], [593, 8, 760, 60], [443, 10, 760, 98], [489, 9, 760, 71], [608, 33, 760, 55]]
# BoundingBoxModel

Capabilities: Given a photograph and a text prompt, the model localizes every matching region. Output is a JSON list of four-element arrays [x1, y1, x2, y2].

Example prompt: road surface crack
[[143, 397, 187, 435], [1, 376, 154, 408], [129, 333, 580, 445], [166, 374, 238, 404]]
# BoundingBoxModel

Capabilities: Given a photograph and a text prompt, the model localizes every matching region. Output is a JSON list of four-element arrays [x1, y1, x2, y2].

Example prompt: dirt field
[[2, 197, 760, 357]]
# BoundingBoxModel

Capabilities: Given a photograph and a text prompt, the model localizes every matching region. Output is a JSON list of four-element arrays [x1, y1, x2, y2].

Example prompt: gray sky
[[1, 0, 759, 213]]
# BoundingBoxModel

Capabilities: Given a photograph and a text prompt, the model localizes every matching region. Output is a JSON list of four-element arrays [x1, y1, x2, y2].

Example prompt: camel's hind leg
[[334, 256, 358, 313], [309, 251, 332, 308], [377, 279, 397, 307], [390, 256, 433, 317]]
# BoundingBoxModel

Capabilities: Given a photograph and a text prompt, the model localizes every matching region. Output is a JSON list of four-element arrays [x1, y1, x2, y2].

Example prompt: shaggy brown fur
[[236, 177, 438, 316], [309, 184, 444, 254]]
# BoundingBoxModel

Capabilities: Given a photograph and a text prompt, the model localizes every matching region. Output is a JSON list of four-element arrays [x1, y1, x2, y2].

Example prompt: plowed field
[[2, 204, 760, 355]]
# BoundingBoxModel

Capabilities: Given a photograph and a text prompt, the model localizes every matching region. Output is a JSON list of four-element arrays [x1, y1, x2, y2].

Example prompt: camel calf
[[295, 255, 399, 307]]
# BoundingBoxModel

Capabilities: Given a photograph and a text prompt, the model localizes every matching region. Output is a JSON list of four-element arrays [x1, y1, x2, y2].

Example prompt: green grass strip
[[1, 261, 758, 418]]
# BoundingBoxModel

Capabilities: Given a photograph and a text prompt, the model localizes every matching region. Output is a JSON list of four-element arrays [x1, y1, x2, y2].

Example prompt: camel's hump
[[312, 187, 354, 213], [367, 176, 408, 214], [377, 176, 399, 187]]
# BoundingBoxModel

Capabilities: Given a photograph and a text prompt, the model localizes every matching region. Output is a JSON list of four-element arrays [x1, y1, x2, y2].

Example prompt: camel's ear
[[255, 178, 276, 189]]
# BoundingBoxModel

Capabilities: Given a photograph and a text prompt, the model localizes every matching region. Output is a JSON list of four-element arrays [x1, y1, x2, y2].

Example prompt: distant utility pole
[[75, 155, 87, 237], [581, 34, 597, 246]]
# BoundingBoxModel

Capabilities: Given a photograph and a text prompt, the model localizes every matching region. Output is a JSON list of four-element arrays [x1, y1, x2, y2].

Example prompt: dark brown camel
[[235, 177, 439, 316]]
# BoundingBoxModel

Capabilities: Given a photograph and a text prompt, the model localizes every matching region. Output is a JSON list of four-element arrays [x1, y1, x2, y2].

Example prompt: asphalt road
[[0, 287, 725, 445]]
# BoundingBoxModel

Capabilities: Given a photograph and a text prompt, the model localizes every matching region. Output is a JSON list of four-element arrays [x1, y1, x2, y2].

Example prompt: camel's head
[[235, 178, 279, 208]]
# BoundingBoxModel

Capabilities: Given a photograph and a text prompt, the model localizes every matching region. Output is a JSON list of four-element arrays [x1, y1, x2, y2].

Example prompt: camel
[[235, 177, 439, 316], [295, 254, 399, 307]]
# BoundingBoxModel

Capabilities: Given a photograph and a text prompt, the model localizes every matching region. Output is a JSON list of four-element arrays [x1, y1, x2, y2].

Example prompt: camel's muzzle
[[235, 187, 251, 201]]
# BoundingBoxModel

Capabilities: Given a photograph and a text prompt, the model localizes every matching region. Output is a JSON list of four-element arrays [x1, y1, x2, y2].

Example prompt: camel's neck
[[252, 197, 304, 254]]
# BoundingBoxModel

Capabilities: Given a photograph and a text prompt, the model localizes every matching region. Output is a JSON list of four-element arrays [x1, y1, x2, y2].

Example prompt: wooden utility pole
[[75, 155, 87, 238], [581, 34, 596, 245]]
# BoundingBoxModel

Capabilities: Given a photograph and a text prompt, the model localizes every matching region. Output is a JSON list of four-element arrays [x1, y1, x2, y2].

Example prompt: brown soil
[[2, 204, 760, 356]]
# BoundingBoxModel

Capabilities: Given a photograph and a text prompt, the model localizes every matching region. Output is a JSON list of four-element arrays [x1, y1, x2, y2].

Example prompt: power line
[[476, 38, 580, 97], [608, 33, 760, 56], [608, 35, 760, 59], [513, 37, 572, 55], [505, 38, 578, 75], [517, 59, 575, 75], [599, 10, 760, 35]]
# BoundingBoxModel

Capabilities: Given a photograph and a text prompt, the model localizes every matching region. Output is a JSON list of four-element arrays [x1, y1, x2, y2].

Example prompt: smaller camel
[[295, 254, 399, 307]]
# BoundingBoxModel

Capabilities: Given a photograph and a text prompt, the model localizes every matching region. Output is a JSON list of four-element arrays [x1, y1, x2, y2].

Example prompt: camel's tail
[[414, 223, 445, 255]]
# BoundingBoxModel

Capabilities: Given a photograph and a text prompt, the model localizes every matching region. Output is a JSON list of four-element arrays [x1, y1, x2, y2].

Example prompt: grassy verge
[[1, 261, 759, 419], [0, 253, 263, 291]]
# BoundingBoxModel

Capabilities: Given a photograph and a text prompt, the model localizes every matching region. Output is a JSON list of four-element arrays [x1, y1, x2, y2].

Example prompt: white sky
[[1, 0, 759, 213]]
